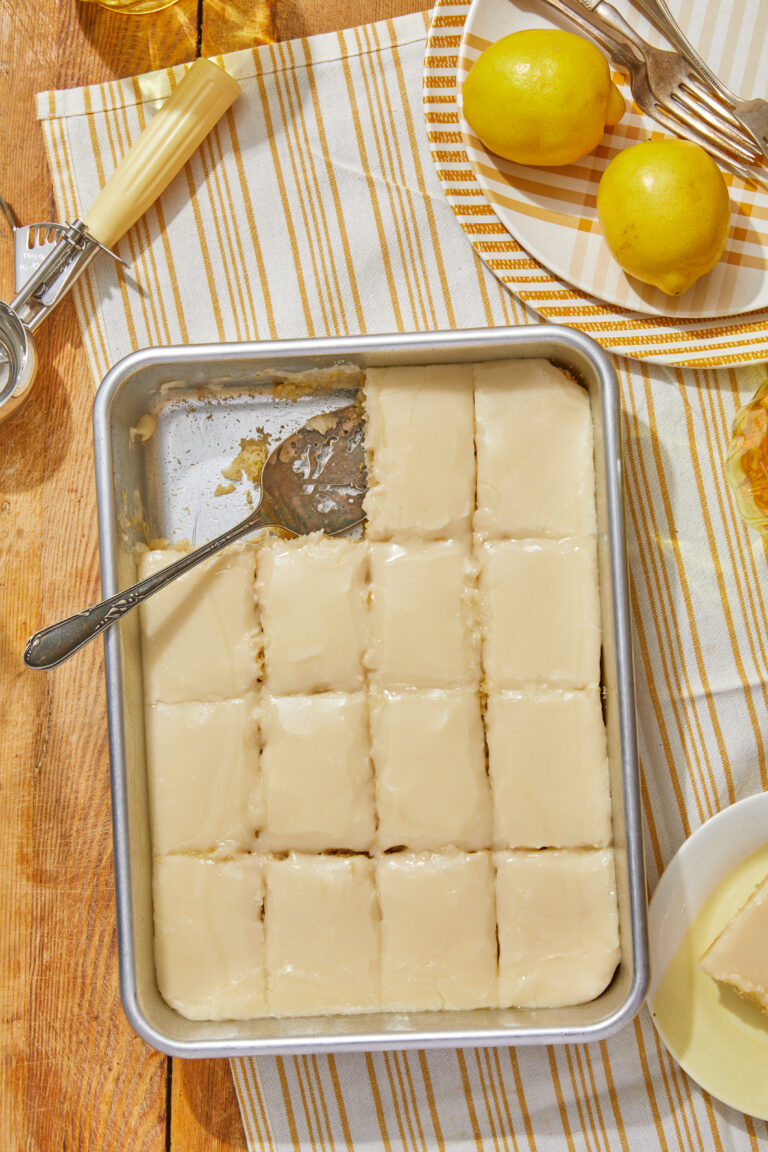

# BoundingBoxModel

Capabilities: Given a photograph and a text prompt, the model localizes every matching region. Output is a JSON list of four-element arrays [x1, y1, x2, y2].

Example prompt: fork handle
[[554, 0, 648, 61], [624, 0, 736, 104], [538, 0, 637, 67], [23, 511, 270, 671]]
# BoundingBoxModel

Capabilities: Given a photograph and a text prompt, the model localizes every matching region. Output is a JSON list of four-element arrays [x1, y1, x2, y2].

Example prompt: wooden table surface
[[0, 0, 429, 1147]]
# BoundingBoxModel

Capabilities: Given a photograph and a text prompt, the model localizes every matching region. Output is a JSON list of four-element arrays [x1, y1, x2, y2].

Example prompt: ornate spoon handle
[[24, 510, 269, 671]]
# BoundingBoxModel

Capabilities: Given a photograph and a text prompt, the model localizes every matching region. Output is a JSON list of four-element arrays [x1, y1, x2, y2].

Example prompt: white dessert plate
[[648, 792, 768, 1119], [458, 0, 768, 320], [424, 0, 768, 366]]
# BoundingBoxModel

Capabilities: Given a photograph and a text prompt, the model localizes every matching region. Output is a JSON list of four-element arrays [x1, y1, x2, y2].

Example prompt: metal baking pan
[[93, 325, 648, 1058]]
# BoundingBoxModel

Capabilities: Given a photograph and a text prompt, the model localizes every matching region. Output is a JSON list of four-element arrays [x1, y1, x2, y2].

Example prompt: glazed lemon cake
[[369, 687, 491, 852], [366, 540, 481, 689], [256, 536, 367, 694], [474, 358, 597, 540], [486, 690, 611, 849], [363, 363, 475, 540], [154, 855, 266, 1020], [698, 871, 768, 1015], [257, 692, 375, 852], [145, 359, 619, 1021], [377, 851, 498, 1010], [265, 853, 380, 1016], [478, 538, 602, 690], [144, 696, 261, 857], [138, 543, 260, 704], [495, 849, 620, 1009]]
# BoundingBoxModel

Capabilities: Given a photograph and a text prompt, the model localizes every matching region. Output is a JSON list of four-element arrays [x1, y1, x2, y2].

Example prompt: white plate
[[648, 792, 768, 1119], [459, 0, 768, 319]]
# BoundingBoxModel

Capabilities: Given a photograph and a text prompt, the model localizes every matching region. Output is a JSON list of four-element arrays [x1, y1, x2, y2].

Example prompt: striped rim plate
[[424, 0, 768, 367]]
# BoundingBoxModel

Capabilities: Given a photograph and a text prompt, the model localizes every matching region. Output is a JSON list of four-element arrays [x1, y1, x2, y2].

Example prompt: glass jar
[[725, 378, 768, 536]]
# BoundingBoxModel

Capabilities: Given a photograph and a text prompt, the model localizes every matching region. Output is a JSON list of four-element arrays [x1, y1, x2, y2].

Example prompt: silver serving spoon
[[24, 404, 366, 670]]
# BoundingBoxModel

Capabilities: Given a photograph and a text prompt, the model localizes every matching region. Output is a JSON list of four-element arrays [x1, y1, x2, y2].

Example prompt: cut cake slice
[[698, 870, 768, 1016]]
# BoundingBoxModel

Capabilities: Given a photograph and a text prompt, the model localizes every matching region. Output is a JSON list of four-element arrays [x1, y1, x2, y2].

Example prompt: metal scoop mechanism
[[0, 58, 242, 422], [0, 220, 123, 418]]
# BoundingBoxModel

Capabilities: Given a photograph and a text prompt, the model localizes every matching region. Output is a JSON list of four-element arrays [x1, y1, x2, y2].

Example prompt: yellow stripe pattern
[[425, 0, 768, 366]]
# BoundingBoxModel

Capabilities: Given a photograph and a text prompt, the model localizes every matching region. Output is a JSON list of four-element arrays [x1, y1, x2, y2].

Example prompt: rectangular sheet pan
[[93, 325, 648, 1057]]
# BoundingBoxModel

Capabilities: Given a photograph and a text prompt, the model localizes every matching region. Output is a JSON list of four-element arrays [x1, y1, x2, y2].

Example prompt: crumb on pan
[[271, 379, 309, 403], [221, 432, 271, 485]]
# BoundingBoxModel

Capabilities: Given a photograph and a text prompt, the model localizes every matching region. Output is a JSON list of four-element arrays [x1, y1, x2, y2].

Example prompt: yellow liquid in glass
[[652, 843, 768, 1119]]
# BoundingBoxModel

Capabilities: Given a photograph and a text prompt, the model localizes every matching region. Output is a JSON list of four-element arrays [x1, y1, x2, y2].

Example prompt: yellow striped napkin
[[38, 11, 768, 1149]]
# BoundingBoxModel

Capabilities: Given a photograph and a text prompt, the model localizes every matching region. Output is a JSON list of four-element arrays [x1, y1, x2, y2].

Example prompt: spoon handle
[[24, 510, 270, 671]]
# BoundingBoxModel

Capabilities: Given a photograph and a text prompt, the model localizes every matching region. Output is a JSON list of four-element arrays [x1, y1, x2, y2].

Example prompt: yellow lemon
[[596, 138, 731, 296], [462, 29, 625, 167]]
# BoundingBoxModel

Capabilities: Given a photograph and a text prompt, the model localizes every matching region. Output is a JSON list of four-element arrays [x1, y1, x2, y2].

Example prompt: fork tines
[[672, 77, 763, 164]]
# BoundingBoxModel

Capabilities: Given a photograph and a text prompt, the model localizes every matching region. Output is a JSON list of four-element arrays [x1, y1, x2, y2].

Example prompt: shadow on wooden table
[[173, 1058, 248, 1150], [74, 0, 278, 77], [0, 356, 72, 494], [74, 0, 200, 75]]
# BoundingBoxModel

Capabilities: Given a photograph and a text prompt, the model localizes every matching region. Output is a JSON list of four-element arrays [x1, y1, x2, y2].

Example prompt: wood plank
[[275, 0, 431, 39], [0, 0, 197, 1147], [72, 0, 199, 78], [202, 0, 276, 57], [0, 259, 170, 1151], [171, 1060, 249, 1151]]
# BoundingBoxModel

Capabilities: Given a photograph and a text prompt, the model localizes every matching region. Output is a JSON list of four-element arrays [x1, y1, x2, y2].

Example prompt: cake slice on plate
[[698, 870, 768, 1016]]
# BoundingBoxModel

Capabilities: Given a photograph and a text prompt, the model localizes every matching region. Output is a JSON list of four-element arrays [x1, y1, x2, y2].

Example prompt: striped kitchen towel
[[39, 9, 768, 1150]]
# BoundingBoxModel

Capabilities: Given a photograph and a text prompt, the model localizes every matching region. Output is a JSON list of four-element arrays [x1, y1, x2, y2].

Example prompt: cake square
[[145, 695, 262, 856], [495, 849, 620, 1008], [265, 854, 380, 1015], [377, 851, 497, 1010], [367, 541, 480, 688], [370, 689, 492, 851], [698, 870, 768, 1015], [258, 693, 374, 851], [363, 363, 475, 540], [257, 535, 368, 694], [153, 855, 266, 1020], [479, 539, 601, 689], [138, 543, 259, 704], [487, 691, 611, 849], [474, 359, 597, 540]]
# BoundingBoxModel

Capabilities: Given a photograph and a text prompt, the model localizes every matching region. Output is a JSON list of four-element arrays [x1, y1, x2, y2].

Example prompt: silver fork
[[627, 0, 768, 159], [553, 0, 763, 164], [541, 0, 768, 186]]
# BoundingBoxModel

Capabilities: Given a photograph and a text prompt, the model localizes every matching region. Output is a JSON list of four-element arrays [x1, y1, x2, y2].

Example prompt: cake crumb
[[221, 433, 270, 486], [272, 379, 308, 403], [129, 413, 157, 446], [214, 483, 236, 497]]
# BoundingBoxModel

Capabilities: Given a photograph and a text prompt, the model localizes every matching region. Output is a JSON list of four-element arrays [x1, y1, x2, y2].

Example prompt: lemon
[[462, 29, 625, 167], [596, 139, 731, 295]]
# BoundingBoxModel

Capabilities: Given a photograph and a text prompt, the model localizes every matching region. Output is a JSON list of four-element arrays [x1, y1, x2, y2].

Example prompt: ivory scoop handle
[[83, 58, 241, 249]]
